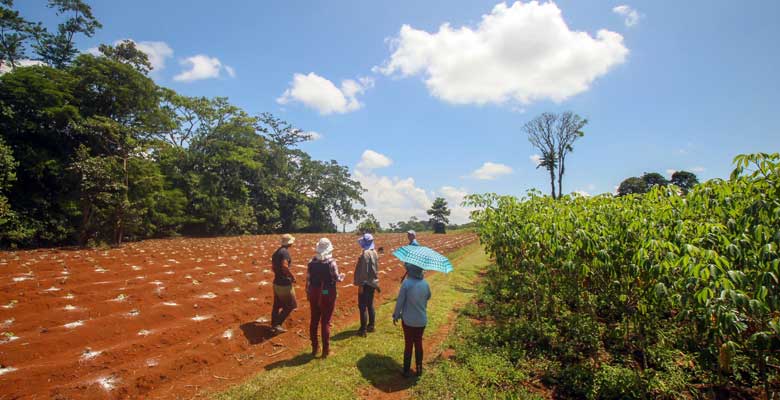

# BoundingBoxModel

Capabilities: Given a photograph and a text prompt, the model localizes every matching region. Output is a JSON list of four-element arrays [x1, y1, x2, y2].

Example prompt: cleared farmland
[[0, 232, 476, 399]]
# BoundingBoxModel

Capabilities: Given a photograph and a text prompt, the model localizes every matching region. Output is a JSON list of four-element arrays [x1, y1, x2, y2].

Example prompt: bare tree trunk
[[548, 166, 557, 198], [558, 154, 565, 198]]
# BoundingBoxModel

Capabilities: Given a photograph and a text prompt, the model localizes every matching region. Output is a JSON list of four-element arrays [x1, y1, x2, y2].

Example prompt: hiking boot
[[366, 325, 375, 333], [416, 364, 423, 377], [358, 329, 367, 337], [322, 349, 331, 359]]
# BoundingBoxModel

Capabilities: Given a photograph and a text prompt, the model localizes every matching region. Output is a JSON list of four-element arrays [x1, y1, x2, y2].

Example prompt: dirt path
[[0, 232, 476, 399]]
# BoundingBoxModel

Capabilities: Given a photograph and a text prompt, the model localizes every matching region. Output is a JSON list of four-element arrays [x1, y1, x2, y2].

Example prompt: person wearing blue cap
[[354, 233, 379, 336]]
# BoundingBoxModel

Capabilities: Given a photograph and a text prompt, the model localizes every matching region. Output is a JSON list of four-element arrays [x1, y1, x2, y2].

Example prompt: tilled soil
[[0, 232, 476, 399]]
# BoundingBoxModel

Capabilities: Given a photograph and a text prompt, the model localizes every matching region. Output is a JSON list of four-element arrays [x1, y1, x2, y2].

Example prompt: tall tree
[[70, 53, 164, 244], [524, 112, 586, 198], [671, 170, 699, 193], [31, 0, 102, 68], [427, 197, 451, 234], [554, 112, 587, 197], [617, 177, 648, 196], [0, 0, 30, 69], [357, 214, 381, 234], [641, 172, 669, 187]]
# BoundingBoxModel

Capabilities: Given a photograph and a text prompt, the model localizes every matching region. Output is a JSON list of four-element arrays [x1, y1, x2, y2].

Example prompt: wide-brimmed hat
[[280, 234, 295, 246], [407, 230, 416, 237], [315, 238, 333, 260], [358, 233, 375, 250]]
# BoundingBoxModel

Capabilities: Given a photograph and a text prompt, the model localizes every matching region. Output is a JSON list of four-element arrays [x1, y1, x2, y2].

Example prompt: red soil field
[[0, 232, 476, 399]]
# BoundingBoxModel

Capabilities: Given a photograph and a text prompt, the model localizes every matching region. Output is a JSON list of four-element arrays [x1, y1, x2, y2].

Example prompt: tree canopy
[[427, 197, 451, 234], [0, 1, 366, 248]]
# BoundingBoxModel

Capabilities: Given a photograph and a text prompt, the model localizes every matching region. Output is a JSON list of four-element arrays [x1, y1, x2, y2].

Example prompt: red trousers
[[309, 288, 336, 353], [402, 322, 425, 366]]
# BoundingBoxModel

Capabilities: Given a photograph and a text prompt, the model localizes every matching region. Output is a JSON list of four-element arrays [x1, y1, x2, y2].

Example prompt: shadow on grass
[[357, 353, 417, 393], [453, 285, 478, 294], [331, 329, 362, 342], [264, 352, 316, 371], [239, 322, 274, 345]]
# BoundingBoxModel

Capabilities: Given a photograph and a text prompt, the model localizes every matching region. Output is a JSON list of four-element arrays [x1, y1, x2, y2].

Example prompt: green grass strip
[[216, 242, 488, 400]]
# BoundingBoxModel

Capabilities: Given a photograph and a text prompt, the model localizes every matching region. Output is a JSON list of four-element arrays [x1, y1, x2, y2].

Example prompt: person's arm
[[305, 263, 311, 299], [393, 284, 407, 325], [281, 257, 295, 283], [330, 260, 345, 282]]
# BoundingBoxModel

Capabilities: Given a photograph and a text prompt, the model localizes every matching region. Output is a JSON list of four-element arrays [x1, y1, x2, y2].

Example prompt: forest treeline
[[0, 1, 365, 248]]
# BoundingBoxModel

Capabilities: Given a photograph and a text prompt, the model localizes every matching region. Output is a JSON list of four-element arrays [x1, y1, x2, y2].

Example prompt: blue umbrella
[[392, 245, 454, 274]]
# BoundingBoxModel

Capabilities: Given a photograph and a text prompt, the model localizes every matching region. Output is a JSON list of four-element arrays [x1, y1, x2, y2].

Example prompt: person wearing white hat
[[407, 230, 420, 246], [270, 234, 297, 333], [306, 238, 345, 358]]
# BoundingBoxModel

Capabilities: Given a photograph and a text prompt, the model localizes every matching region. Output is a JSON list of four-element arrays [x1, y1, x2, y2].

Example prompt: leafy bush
[[589, 364, 642, 400], [465, 153, 780, 397]]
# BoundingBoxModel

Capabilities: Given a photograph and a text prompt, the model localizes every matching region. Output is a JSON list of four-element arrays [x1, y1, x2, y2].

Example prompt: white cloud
[[573, 190, 591, 197], [437, 186, 474, 224], [691, 166, 706, 173], [174, 55, 234, 82], [277, 73, 374, 115], [376, 1, 628, 105], [357, 149, 393, 170], [469, 162, 513, 180], [305, 131, 323, 141], [87, 39, 173, 71], [353, 171, 472, 226], [666, 169, 677, 177], [0, 59, 44, 74], [613, 5, 641, 27], [530, 154, 543, 166], [354, 169, 432, 224]]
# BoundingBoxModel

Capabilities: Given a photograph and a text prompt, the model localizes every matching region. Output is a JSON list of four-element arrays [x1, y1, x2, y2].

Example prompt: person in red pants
[[392, 263, 431, 377], [306, 238, 345, 359]]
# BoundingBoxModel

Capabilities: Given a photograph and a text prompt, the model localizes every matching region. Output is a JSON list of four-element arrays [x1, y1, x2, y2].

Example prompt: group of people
[[268, 230, 430, 377]]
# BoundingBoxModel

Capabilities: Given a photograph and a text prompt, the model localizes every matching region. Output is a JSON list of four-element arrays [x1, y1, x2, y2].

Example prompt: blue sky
[[18, 1, 780, 224]]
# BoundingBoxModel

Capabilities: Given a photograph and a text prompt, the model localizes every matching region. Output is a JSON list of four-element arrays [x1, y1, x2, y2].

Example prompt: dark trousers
[[402, 322, 425, 369], [271, 284, 297, 327], [309, 288, 337, 353], [358, 285, 376, 330]]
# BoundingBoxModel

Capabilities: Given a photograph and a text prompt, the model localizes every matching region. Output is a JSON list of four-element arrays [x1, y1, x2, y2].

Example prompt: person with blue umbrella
[[392, 245, 453, 377]]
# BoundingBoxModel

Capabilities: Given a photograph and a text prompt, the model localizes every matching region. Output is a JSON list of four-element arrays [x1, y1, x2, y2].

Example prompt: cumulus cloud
[[613, 5, 641, 27], [437, 186, 475, 223], [354, 169, 433, 224], [87, 39, 173, 72], [376, 1, 628, 105], [353, 171, 472, 226], [0, 59, 44, 74], [174, 55, 234, 82], [469, 162, 513, 180], [277, 73, 374, 115], [357, 149, 393, 170]]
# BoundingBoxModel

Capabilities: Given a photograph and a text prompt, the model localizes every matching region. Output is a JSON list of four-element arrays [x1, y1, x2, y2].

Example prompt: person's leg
[[365, 286, 376, 332], [271, 286, 282, 327], [277, 285, 297, 328], [357, 287, 367, 333], [320, 292, 336, 357], [309, 291, 321, 355], [414, 326, 425, 376], [402, 322, 414, 376]]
